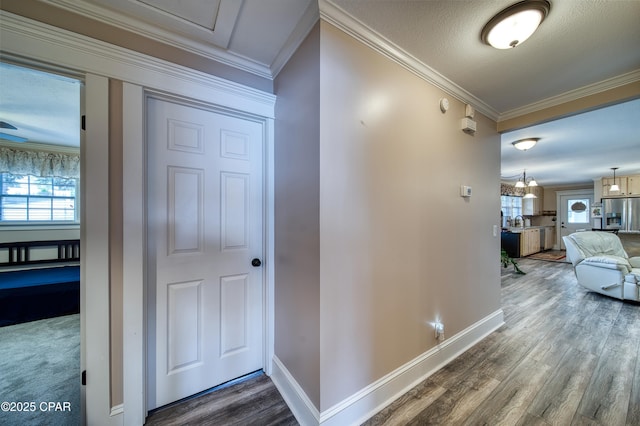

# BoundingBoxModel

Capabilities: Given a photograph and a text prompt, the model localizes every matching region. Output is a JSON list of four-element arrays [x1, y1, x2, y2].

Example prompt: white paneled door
[[147, 97, 264, 410]]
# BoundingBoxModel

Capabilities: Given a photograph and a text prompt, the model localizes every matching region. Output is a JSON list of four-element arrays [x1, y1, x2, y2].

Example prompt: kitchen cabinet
[[602, 177, 628, 196], [544, 226, 555, 249], [523, 186, 544, 215], [627, 175, 640, 195], [520, 228, 541, 257]]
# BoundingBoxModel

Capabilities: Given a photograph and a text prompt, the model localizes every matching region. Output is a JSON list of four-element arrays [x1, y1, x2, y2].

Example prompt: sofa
[[563, 231, 640, 301]]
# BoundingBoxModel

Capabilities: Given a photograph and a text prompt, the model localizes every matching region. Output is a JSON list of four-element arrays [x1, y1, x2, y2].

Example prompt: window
[[501, 195, 522, 220], [0, 173, 78, 222], [567, 198, 590, 224]]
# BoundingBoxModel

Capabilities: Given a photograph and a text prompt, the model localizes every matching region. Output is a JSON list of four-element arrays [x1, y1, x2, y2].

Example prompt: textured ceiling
[[331, 0, 640, 113], [0, 62, 81, 147]]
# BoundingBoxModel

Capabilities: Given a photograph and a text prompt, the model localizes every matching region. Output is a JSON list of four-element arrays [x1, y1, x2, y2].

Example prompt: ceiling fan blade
[[0, 121, 18, 130], [0, 132, 28, 143]]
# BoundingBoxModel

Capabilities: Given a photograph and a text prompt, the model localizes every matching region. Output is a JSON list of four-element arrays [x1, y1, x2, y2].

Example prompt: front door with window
[[146, 96, 264, 409], [558, 190, 594, 249]]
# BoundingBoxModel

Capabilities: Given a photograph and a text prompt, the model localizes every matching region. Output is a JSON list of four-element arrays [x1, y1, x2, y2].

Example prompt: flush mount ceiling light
[[512, 138, 539, 151], [481, 0, 550, 49], [610, 167, 620, 191]]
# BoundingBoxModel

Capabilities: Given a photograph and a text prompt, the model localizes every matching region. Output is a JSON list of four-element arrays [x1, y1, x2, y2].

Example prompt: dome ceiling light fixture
[[512, 137, 539, 151], [481, 0, 551, 49]]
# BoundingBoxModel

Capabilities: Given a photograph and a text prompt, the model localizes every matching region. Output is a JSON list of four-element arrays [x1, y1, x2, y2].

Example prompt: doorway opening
[[0, 61, 82, 425]]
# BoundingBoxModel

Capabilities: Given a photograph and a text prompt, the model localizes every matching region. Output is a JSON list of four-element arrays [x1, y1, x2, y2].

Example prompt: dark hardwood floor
[[144, 371, 297, 426], [145, 257, 640, 425], [365, 258, 640, 425]]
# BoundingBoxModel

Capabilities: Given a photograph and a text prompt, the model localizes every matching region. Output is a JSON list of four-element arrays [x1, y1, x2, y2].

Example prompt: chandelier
[[514, 170, 538, 198]]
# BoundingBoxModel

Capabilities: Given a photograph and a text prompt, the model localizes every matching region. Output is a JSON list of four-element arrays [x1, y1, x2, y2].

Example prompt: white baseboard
[[270, 356, 320, 426], [270, 309, 504, 426]]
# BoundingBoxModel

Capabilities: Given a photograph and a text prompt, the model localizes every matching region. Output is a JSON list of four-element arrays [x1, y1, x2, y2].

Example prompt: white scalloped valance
[[0, 146, 80, 179]]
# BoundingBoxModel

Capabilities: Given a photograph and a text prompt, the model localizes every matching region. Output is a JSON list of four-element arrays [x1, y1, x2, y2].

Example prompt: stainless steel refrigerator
[[602, 197, 640, 232]]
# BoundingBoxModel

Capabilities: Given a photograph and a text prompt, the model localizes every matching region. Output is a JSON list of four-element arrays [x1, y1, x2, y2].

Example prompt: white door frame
[[1, 20, 111, 425], [556, 189, 594, 249], [123, 75, 276, 425], [142, 90, 268, 407], [1, 12, 276, 425]]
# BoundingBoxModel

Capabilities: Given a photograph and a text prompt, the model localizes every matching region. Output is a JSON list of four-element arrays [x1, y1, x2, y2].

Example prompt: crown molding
[[271, 0, 320, 79], [318, 0, 500, 121], [45, 0, 273, 79], [498, 69, 640, 122], [0, 11, 276, 118]]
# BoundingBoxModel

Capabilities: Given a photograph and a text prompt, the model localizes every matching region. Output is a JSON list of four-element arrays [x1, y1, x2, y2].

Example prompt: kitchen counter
[[502, 225, 553, 234], [501, 226, 556, 257]]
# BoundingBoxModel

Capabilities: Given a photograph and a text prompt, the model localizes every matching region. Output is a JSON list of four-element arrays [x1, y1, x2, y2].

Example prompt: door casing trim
[[140, 89, 272, 410], [0, 11, 275, 425], [124, 89, 275, 422]]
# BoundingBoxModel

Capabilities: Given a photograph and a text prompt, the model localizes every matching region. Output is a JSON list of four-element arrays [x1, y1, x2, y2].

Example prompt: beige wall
[[318, 21, 502, 410], [498, 81, 640, 132], [274, 24, 321, 408], [273, 18, 503, 413]]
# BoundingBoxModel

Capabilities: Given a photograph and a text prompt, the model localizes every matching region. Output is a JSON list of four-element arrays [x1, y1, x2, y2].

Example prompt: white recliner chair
[[563, 231, 640, 301]]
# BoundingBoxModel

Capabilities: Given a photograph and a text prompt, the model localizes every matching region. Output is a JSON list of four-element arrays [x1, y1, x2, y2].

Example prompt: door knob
[[251, 258, 262, 267]]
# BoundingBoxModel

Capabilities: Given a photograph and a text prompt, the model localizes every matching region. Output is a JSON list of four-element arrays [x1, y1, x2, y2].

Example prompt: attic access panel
[[138, 0, 220, 31], [86, 0, 242, 48]]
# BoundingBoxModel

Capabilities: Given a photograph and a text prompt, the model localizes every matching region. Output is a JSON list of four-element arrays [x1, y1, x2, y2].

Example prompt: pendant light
[[481, 0, 551, 49], [610, 167, 620, 191]]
